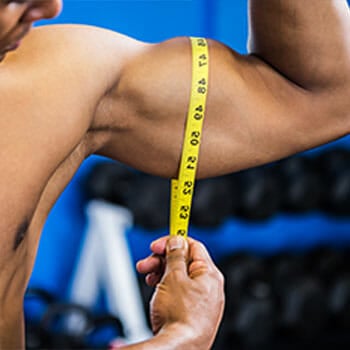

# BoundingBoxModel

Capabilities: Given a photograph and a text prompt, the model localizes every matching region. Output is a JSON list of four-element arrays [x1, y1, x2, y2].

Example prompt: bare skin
[[0, 0, 349, 348], [126, 236, 225, 350]]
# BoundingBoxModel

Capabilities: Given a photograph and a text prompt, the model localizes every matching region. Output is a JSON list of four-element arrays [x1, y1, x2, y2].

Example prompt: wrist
[[116, 323, 209, 350], [156, 322, 209, 350]]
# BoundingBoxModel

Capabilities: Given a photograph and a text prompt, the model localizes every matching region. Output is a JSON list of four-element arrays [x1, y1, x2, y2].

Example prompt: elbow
[[316, 84, 350, 141]]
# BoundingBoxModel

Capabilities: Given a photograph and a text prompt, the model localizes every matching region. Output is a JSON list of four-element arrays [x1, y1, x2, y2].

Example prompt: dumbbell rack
[[68, 200, 152, 346]]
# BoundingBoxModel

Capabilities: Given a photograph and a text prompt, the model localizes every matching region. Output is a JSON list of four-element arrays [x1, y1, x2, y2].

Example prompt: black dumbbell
[[126, 174, 170, 231], [276, 155, 323, 212], [24, 288, 56, 350], [233, 165, 281, 221], [267, 252, 329, 341], [315, 148, 350, 215], [220, 253, 277, 347], [39, 302, 93, 349], [191, 176, 235, 228], [84, 161, 137, 207], [86, 314, 125, 348], [306, 246, 350, 332]]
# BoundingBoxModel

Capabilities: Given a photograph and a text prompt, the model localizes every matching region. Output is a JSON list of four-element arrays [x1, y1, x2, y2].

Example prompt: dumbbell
[[232, 165, 281, 221], [220, 253, 277, 347], [86, 314, 125, 348], [39, 302, 93, 349], [40, 304, 125, 349], [314, 148, 350, 215], [84, 161, 137, 207], [191, 176, 235, 228], [275, 155, 323, 212], [267, 252, 328, 341], [24, 288, 56, 350], [328, 271, 350, 333], [305, 246, 350, 332], [125, 174, 170, 230]]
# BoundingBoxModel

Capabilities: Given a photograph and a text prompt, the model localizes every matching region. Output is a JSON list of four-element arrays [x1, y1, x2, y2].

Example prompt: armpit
[[13, 219, 30, 251]]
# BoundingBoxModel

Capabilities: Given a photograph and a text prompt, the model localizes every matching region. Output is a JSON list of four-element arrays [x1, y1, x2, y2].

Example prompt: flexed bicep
[[96, 28, 350, 180]]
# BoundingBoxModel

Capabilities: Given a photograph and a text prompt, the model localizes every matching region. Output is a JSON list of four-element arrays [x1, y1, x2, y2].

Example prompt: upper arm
[[97, 1, 350, 179], [96, 36, 350, 179]]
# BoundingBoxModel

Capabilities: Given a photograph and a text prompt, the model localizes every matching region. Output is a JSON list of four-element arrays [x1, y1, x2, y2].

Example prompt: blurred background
[[25, 1, 350, 349]]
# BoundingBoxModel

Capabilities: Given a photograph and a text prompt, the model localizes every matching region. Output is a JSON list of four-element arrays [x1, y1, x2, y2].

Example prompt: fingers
[[137, 253, 165, 287], [137, 235, 216, 285], [136, 236, 168, 275], [137, 235, 188, 276], [145, 272, 162, 287], [187, 238, 217, 278], [150, 236, 168, 255], [187, 238, 214, 266], [136, 254, 164, 275], [164, 236, 188, 276]]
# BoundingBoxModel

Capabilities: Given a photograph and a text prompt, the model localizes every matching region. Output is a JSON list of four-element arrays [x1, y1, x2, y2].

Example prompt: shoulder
[[26, 24, 146, 62], [0, 25, 149, 221], [1, 24, 147, 91], [0, 24, 151, 158]]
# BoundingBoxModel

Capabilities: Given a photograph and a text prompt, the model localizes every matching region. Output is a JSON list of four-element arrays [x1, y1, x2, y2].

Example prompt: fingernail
[[150, 237, 163, 248], [136, 258, 145, 266], [168, 236, 185, 251]]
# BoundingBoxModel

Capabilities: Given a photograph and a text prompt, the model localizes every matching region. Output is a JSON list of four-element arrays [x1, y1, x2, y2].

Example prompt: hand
[[137, 236, 225, 349]]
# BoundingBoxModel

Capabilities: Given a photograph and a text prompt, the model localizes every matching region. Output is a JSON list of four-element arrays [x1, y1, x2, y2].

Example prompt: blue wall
[[38, 0, 249, 50]]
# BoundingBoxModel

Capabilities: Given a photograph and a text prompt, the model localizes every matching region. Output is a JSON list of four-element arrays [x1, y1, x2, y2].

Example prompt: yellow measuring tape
[[170, 37, 209, 238]]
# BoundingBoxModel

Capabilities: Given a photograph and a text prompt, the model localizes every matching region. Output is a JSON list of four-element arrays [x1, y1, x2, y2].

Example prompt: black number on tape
[[187, 156, 197, 170], [179, 205, 190, 220], [180, 212, 189, 220], [197, 39, 207, 47], [182, 181, 193, 195], [190, 131, 201, 146], [194, 113, 203, 121]]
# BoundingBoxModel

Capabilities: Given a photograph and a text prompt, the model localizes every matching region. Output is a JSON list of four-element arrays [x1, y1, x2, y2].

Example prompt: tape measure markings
[[170, 37, 209, 238]]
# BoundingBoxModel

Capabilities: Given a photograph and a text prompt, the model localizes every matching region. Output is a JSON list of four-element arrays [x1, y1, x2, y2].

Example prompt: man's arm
[[119, 236, 225, 350], [96, 0, 350, 178], [0, 1, 349, 344], [248, 0, 350, 90]]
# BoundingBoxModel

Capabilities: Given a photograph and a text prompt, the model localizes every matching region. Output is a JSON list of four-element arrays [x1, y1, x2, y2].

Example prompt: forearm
[[248, 0, 350, 89], [120, 324, 209, 350]]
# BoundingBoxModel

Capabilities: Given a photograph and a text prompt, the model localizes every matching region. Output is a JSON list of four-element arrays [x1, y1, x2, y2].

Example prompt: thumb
[[164, 236, 188, 276]]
